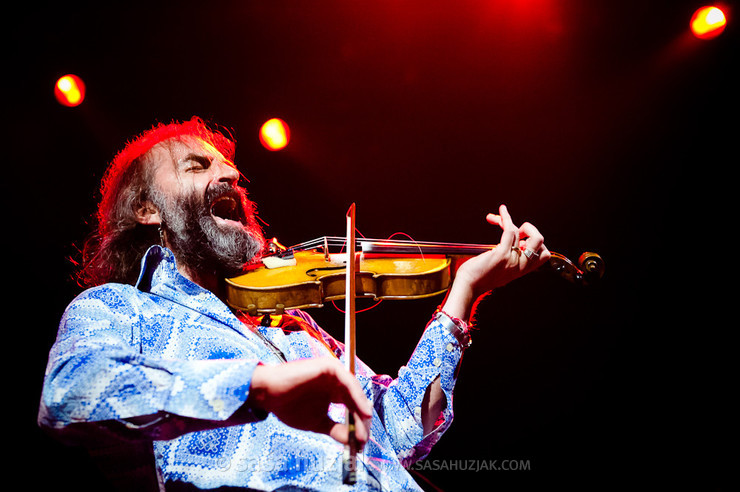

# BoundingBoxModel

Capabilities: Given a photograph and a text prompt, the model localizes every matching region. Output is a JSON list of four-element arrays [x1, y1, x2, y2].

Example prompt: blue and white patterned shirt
[[39, 246, 464, 491]]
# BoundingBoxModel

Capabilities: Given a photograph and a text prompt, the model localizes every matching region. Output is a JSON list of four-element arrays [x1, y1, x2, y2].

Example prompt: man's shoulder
[[74, 282, 139, 299], [64, 282, 146, 314]]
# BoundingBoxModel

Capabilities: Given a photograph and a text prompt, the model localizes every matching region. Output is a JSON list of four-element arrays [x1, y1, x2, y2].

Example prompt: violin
[[225, 234, 605, 315]]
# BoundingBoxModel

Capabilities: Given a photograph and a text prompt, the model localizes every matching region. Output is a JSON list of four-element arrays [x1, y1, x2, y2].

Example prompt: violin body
[[226, 250, 458, 314]]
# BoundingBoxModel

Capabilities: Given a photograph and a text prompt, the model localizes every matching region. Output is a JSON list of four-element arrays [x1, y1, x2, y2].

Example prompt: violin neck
[[361, 239, 493, 256]]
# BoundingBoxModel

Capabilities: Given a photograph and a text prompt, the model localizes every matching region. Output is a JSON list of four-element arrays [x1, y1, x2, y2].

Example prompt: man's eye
[[184, 155, 212, 171]]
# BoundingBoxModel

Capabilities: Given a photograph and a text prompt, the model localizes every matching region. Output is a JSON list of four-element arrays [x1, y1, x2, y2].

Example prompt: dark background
[[8, 0, 735, 490]]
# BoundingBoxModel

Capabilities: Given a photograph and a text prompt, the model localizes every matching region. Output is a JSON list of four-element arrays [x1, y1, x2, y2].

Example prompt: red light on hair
[[691, 6, 727, 39], [259, 118, 290, 151], [54, 74, 86, 107]]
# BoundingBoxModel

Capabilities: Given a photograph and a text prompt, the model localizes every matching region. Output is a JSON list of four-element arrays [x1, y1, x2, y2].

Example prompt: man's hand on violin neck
[[247, 358, 373, 446], [443, 204, 551, 319]]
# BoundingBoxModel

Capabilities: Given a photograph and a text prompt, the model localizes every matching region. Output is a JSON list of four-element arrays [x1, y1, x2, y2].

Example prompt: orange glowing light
[[54, 74, 86, 107], [690, 6, 727, 39], [259, 118, 290, 151]]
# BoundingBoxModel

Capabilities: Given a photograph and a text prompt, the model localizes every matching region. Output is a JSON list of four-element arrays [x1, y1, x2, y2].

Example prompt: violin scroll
[[579, 252, 605, 283], [546, 251, 604, 286]]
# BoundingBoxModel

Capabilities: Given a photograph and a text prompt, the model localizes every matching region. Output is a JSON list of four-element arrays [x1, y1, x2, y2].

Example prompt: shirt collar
[[134, 245, 245, 332], [134, 245, 180, 293]]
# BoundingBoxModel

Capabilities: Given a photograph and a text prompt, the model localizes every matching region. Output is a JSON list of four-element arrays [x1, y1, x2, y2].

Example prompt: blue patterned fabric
[[39, 246, 464, 491]]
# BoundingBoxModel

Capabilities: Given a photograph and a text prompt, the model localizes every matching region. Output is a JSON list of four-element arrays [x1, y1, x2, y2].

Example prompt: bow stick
[[342, 203, 358, 484]]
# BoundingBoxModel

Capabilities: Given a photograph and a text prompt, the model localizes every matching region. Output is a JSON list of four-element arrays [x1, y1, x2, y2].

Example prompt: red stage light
[[259, 118, 290, 151], [54, 74, 86, 107], [690, 6, 727, 39]]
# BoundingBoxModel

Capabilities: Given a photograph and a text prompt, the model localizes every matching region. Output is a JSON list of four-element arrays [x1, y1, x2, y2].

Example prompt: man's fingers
[[327, 414, 371, 446], [519, 222, 543, 247], [490, 205, 518, 249], [486, 204, 514, 230], [498, 204, 515, 230], [486, 213, 501, 227], [518, 222, 551, 265]]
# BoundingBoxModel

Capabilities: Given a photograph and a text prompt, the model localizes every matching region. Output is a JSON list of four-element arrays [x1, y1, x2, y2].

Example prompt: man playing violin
[[39, 117, 550, 491]]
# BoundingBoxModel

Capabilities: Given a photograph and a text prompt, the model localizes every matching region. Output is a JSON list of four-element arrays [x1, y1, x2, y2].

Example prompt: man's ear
[[135, 200, 162, 225]]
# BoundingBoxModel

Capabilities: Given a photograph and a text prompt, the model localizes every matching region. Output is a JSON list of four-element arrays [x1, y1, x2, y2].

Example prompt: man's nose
[[215, 160, 240, 185]]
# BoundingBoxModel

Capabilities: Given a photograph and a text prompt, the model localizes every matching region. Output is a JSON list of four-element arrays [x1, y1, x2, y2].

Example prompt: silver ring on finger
[[523, 248, 539, 259]]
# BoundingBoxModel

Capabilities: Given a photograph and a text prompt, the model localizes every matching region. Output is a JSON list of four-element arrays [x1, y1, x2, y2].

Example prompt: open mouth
[[209, 192, 245, 226]]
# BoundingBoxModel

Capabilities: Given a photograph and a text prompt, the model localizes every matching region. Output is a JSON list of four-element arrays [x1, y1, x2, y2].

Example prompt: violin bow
[[342, 203, 358, 484]]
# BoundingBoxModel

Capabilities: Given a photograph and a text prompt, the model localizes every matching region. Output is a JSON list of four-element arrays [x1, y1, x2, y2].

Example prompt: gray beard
[[150, 185, 263, 278]]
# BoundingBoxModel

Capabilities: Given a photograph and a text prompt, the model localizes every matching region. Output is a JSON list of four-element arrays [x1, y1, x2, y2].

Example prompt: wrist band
[[434, 308, 472, 348]]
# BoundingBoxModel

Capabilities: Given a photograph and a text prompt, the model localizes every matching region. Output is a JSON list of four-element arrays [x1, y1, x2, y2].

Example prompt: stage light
[[54, 74, 86, 107], [259, 118, 290, 151], [690, 6, 727, 39]]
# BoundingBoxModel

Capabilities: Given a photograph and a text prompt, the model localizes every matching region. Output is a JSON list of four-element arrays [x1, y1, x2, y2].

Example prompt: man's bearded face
[[147, 138, 264, 277]]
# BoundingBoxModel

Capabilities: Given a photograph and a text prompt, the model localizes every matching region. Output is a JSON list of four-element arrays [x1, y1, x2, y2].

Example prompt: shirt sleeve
[[38, 285, 265, 444], [370, 317, 463, 465]]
